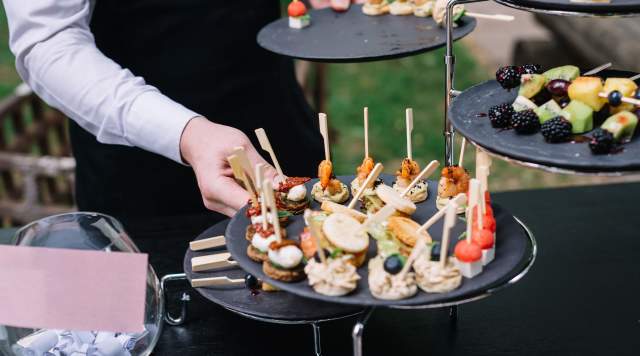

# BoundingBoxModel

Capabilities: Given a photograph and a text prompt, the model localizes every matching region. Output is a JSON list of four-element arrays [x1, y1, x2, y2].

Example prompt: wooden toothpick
[[467, 179, 481, 242], [465, 12, 514, 21], [255, 163, 268, 230], [307, 213, 327, 265], [255, 128, 284, 179], [477, 165, 489, 216], [231, 147, 255, 183], [319, 113, 330, 162], [228, 154, 258, 206], [583, 62, 612, 76], [472, 179, 483, 230], [400, 160, 440, 198], [364, 107, 370, 159], [262, 180, 282, 243], [348, 163, 383, 209], [458, 137, 467, 168], [440, 203, 457, 268], [405, 108, 413, 160], [416, 193, 466, 234]]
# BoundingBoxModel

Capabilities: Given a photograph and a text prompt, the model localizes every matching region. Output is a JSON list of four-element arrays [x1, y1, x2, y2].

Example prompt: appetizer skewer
[[351, 107, 383, 196], [255, 128, 311, 215], [436, 139, 470, 213], [454, 179, 483, 278], [311, 113, 350, 203], [414, 201, 462, 293], [392, 109, 429, 203], [362, 0, 390, 16], [288, 0, 311, 29]]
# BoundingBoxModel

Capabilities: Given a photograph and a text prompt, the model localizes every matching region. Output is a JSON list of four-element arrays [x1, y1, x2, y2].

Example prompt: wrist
[[180, 116, 212, 165]]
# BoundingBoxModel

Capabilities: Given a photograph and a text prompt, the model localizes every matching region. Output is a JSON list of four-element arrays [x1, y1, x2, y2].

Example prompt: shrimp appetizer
[[436, 166, 470, 213], [311, 160, 349, 204], [393, 158, 428, 203]]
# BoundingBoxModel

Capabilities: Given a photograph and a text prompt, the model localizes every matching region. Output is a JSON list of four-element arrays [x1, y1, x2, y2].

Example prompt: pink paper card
[[0, 245, 148, 333]]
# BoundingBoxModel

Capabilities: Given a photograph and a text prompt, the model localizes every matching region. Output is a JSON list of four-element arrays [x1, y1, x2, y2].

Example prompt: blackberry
[[488, 103, 514, 128], [511, 109, 540, 134], [589, 128, 614, 154], [495, 66, 521, 90], [519, 64, 542, 75], [541, 117, 572, 142]]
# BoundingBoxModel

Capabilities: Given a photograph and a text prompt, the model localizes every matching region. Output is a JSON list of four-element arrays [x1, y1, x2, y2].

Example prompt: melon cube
[[561, 100, 593, 134], [601, 111, 638, 141]]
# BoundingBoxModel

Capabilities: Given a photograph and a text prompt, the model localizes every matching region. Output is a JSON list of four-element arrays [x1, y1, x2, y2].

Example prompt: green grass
[[0, 5, 20, 97]]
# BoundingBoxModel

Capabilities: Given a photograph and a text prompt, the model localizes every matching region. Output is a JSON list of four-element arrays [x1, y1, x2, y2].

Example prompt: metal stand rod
[[444, 0, 489, 166], [312, 323, 322, 356], [352, 307, 375, 356], [160, 273, 190, 326], [449, 305, 458, 323]]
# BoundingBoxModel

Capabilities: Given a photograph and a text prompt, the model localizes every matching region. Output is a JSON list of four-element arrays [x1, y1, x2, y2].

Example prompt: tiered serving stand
[[153, 1, 640, 354]]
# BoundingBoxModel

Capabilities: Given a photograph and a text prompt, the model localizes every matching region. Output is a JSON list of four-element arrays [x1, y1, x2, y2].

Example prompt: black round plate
[[184, 220, 363, 321], [494, 0, 640, 15], [450, 69, 640, 173], [226, 175, 532, 307], [257, 4, 476, 63]]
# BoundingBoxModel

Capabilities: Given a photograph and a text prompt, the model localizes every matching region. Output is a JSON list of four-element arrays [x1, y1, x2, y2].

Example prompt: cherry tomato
[[288, 0, 307, 17], [454, 240, 482, 262], [472, 227, 494, 249]]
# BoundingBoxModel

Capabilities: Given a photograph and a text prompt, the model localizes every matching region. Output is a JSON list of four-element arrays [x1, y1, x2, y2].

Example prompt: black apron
[[71, 0, 323, 231]]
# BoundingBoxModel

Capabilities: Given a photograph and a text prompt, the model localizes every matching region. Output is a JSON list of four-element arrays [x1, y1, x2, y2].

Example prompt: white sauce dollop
[[287, 184, 307, 202], [268, 245, 303, 269], [252, 233, 277, 253]]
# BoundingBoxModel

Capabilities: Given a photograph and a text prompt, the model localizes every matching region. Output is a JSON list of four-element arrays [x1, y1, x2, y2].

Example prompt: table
[[3, 183, 639, 355]]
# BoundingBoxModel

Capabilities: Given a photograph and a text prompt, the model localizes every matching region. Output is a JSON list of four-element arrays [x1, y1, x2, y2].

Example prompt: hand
[[180, 117, 279, 216]]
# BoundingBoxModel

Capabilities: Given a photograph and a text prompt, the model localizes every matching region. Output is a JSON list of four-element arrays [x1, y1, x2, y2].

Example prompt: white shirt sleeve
[[2, 0, 199, 164]]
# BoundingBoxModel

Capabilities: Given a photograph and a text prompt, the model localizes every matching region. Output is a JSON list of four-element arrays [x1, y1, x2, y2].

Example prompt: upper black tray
[[257, 4, 476, 63], [449, 69, 640, 174], [184, 220, 362, 321], [493, 0, 640, 16], [225, 175, 532, 307]]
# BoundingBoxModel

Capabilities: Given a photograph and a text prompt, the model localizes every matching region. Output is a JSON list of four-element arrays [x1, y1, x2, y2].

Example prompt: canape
[[471, 225, 495, 265], [276, 177, 311, 215], [305, 255, 360, 296], [376, 184, 417, 216], [368, 254, 417, 300], [362, 0, 390, 15], [393, 158, 428, 203], [246, 223, 287, 262], [414, 245, 462, 293], [436, 166, 469, 213], [311, 160, 349, 203], [246, 202, 290, 226], [453, 240, 483, 278], [389, 0, 414, 15], [413, 0, 434, 17], [263, 239, 305, 282], [350, 157, 382, 196]]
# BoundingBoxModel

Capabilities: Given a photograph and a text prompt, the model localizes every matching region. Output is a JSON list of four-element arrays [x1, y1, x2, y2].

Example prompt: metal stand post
[[312, 323, 322, 356], [352, 307, 375, 356], [160, 273, 190, 326], [444, 0, 489, 166], [449, 305, 458, 323]]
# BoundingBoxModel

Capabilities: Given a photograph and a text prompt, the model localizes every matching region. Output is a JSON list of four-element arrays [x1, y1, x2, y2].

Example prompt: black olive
[[383, 255, 403, 275], [245, 274, 259, 290]]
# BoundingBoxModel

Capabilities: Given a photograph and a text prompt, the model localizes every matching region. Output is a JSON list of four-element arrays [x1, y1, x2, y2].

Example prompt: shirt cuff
[[126, 90, 199, 164]]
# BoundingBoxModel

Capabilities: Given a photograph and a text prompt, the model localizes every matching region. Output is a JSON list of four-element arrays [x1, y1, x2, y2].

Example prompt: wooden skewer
[[598, 92, 640, 106], [458, 137, 467, 168], [405, 108, 413, 161], [191, 276, 244, 288], [583, 62, 612, 76], [359, 204, 396, 234], [191, 252, 237, 272], [628, 73, 640, 81], [228, 154, 258, 206], [477, 165, 489, 216], [416, 193, 467, 234], [255, 163, 268, 230], [400, 160, 440, 198], [348, 163, 383, 209], [467, 179, 481, 241], [190, 235, 225, 251], [231, 147, 256, 183], [364, 107, 370, 159], [440, 203, 458, 268], [465, 12, 514, 21], [471, 179, 483, 230], [319, 113, 331, 162], [397, 235, 427, 280], [475, 147, 492, 174], [262, 180, 282, 243], [255, 128, 284, 179], [307, 213, 327, 264]]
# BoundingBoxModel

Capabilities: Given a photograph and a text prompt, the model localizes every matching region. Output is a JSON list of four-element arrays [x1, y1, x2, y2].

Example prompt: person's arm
[[3, 0, 276, 216]]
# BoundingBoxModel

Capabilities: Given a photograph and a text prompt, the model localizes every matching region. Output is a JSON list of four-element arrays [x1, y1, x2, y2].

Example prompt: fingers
[[202, 176, 251, 216]]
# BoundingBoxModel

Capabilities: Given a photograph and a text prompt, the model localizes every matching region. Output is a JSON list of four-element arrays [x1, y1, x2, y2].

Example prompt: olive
[[430, 241, 441, 261], [313, 249, 332, 262], [383, 254, 404, 275], [245, 274, 259, 290], [546, 79, 571, 97], [608, 90, 623, 107]]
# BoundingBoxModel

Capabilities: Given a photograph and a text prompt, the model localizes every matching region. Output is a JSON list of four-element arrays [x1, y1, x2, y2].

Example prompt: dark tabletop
[[6, 183, 638, 355]]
